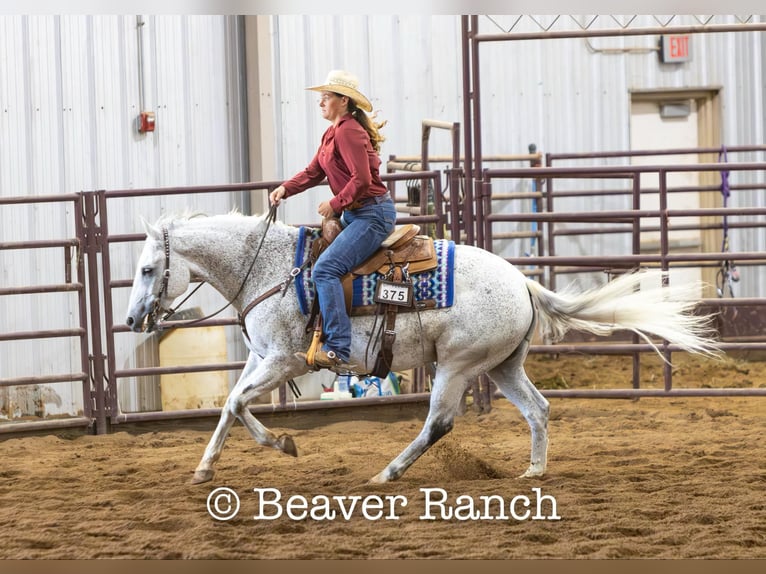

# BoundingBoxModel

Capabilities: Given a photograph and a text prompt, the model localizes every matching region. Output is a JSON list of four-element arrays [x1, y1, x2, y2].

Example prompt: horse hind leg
[[486, 345, 550, 478], [369, 368, 471, 484]]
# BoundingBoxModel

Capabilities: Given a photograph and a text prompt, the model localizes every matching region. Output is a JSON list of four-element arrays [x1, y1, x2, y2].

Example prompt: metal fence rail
[[100, 173, 445, 430], [479, 160, 766, 399], [1, 156, 764, 436]]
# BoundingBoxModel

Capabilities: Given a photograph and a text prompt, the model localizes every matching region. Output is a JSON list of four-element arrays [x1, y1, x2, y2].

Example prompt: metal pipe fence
[[1, 156, 765, 436], [479, 159, 766, 398], [101, 172, 445, 430], [0, 194, 93, 433]]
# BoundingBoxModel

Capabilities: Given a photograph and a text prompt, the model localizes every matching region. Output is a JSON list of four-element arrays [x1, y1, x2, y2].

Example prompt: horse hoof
[[519, 466, 545, 479], [190, 469, 215, 485], [368, 472, 388, 484], [278, 434, 298, 457]]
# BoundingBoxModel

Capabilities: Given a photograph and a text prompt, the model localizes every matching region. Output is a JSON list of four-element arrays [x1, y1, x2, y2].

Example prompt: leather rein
[[149, 204, 304, 335]]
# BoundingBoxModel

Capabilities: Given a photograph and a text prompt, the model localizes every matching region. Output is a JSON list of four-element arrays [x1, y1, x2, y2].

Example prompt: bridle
[[146, 225, 177, 331], [147, 204, 306, 399], [148, 205, 284, 332]]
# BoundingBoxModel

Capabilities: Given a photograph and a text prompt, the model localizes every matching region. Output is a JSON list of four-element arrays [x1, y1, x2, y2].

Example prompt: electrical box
[[137, 111, 156, 133]]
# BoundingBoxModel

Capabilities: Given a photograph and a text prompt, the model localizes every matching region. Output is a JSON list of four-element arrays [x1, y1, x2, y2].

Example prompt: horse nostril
[[126, 316, 134, 326]]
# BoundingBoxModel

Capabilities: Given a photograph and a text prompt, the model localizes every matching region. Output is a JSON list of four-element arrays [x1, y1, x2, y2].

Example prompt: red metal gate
[[2, 161, 765, 437], [0, 193, 93, 433]]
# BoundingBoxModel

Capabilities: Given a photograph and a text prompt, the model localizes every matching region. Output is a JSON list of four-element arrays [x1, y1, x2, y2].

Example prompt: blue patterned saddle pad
[[293, 227, 455, 315]]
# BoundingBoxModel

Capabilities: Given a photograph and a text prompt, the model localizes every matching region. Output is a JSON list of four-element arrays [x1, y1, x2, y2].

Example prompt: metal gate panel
[[0, 194, 92, 432], [0, 15, 251, 434]]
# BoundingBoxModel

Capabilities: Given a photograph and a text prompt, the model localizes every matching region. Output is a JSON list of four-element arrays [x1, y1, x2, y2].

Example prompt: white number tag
[[374, 280, 413, 307]]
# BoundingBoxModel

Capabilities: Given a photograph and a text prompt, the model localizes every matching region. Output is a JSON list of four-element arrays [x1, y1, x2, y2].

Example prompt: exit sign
[[660, 35, 692, 63]]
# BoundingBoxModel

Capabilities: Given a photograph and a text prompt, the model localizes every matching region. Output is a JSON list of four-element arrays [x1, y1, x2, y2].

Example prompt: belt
[[347, 192, 391, 211]]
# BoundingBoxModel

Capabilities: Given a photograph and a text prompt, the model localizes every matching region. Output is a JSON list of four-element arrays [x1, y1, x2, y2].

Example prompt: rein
[[152, 204, 279, 331], [237, 257, 312, 342]]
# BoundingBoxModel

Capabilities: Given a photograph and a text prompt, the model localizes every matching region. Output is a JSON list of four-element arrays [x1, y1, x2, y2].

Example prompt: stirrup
[[295, 349, 356, 373]]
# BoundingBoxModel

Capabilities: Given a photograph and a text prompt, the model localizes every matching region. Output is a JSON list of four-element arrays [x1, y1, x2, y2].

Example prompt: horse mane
[[153, 208, 288, 230], [153, 210, 208, 228]]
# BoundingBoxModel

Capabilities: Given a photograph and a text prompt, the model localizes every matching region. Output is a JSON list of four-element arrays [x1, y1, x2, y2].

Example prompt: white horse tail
[[524, 270, 721, 359]]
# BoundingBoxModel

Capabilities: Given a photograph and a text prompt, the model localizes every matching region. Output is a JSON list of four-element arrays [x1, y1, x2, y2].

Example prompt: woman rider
[[269, 70, 396, 371]]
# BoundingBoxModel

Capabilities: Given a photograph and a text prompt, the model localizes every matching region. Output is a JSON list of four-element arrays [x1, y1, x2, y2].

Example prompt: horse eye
[[142, 266, 153, 277]]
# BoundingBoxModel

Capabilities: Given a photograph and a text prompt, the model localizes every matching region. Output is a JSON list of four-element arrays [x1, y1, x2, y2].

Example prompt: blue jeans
[[312, 198, 396, 361]]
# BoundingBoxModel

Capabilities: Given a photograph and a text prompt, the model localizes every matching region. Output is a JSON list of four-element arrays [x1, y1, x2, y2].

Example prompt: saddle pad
[[293, 226, 455, 316]]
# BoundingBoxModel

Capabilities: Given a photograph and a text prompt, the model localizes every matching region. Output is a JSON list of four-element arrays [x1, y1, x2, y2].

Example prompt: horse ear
[[141, 217, 161, 240]]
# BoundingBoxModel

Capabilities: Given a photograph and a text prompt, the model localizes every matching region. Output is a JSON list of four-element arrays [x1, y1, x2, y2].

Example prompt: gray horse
[[125, 212, 718, 484]]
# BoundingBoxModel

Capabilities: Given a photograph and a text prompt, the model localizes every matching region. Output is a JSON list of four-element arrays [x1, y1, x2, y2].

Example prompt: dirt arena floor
[[0, 353, 763, 559]]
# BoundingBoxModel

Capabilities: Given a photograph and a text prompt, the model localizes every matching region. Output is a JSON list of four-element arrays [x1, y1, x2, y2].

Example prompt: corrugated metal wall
[[0, 15, 248, 418], [272, 15, 465, 225], [3, 14, 765, 420], [273, 15, 765, 296]]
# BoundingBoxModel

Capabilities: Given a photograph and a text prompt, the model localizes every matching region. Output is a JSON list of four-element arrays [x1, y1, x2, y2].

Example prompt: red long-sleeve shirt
[[282, 114, 387, 213]]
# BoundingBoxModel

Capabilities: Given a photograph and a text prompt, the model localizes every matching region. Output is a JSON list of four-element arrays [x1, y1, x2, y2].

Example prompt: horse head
[[125, 217, 191, 333]]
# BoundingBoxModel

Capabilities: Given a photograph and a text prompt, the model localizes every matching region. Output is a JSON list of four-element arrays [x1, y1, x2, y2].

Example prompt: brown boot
[[295, 349, 356, 372]]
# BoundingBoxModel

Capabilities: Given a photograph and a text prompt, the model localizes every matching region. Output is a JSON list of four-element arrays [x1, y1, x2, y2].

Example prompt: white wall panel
[[0, 15, 248, 419], [274, 15, 464, 226]]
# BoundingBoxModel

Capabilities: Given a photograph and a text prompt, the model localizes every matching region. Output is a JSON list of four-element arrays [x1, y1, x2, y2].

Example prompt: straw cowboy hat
[[307, 70, 373, 112]]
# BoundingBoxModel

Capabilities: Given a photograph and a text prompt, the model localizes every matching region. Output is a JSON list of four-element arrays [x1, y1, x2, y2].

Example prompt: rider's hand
[[269, 186, 286, 206], [317, 201, 336, 219]]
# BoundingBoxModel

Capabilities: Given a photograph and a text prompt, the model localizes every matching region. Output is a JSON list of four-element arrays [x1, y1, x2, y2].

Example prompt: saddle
[[312, 218, 437, 280], [305, 218, 439, 376]]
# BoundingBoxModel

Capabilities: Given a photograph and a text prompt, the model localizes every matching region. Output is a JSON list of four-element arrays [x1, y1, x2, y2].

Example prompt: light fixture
[[659, 101, 691, 119]]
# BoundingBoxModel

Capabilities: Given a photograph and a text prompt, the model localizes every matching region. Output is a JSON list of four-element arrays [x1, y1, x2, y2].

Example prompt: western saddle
[[304, 217, 438, 376]]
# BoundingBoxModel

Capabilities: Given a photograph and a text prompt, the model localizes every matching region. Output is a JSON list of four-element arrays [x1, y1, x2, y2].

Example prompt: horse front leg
[[191, 405, 237, 485], [190, 350, 262, 484], [191, 352, 304, 485]]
